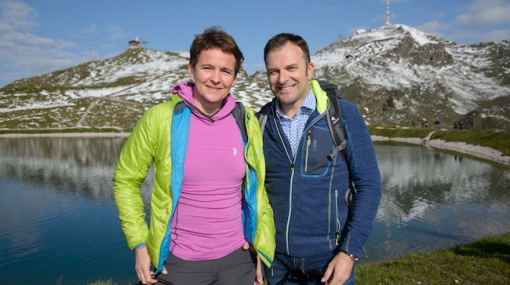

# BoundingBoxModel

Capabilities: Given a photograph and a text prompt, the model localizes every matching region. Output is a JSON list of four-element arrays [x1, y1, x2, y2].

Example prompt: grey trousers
[[156, 247, 256, 285]]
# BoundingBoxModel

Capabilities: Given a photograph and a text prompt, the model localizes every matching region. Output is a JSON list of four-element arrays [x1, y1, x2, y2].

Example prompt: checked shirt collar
[[275, 88, 316, 158]]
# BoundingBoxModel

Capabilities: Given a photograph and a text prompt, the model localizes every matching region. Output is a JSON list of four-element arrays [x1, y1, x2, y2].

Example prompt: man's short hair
[[189, 26, 244, 75], [263, 33, 311, 66]]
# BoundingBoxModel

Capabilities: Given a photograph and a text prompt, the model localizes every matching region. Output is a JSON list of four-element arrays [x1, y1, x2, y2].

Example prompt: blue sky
[[1, 0, 509, 88]]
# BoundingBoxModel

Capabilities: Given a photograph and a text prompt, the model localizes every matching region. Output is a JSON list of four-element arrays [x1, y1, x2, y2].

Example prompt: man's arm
[[321, 100, 382, 284], [338, 100, 382, 258]]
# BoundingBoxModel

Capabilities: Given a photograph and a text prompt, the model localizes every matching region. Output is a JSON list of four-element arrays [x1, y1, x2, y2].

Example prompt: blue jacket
[[261, 80, 381, 259]]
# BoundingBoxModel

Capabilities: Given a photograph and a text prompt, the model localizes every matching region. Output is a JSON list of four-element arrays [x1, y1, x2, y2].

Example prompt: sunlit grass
[[356, 232, 510, 285]]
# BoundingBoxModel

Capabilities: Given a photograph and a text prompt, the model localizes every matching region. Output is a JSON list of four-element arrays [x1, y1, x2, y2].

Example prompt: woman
[[113, 26, 275, 285]]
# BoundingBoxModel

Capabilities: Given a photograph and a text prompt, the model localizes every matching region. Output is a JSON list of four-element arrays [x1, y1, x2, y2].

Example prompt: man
[[114, 26, 274, 285], [259, 33, 382, 285]]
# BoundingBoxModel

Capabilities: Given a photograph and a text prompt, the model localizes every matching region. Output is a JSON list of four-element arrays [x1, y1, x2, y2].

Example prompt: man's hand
[[243, 241, 264, 285], [135, 246, 160, 285], [321, 251, 354, 285]]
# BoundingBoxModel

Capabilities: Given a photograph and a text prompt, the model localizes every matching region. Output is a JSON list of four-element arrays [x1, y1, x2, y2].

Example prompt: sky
[[1, 0, 510, 88]]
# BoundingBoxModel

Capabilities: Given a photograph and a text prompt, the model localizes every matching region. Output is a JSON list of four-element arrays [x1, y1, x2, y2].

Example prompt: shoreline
[[371, 135, 510, 166], [0, 132, 131, 138], [1, 132, 508, 166]]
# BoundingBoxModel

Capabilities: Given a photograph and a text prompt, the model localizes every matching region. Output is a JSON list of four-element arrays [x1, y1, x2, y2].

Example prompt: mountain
[[1, 24, 509, 131], [313, 25, 510, 130], [0, 48, 274, 131]]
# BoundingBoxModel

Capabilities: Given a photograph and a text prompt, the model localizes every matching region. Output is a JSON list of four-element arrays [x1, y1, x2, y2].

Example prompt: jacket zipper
[[304, 131, 311, 173], [273, 118, 295, 254], [335, 189, 340, 246], [328, 151, 338, 250], [273, 112, 326, 255]]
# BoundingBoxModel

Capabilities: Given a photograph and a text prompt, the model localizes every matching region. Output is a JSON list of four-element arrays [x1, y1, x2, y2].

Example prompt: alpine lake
[[0, 136, 509, 285]]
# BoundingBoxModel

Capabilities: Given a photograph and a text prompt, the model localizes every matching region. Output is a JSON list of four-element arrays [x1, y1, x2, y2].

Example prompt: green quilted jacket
[[113, 95, 275, 272]]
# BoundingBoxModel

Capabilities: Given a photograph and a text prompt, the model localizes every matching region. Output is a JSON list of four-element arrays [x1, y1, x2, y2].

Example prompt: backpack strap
[[232, 102, 248, 142], [318, 80, 357, 205], [319, 80, 348, 163], [257, 101, 273, 137], [257, 82, 347, 162]]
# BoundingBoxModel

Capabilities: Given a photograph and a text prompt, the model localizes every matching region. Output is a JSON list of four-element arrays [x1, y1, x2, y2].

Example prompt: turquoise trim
[[133, 243, 146, 251], [257, 249, 273, 266], [243, 165, 258, 244], [155, 102, 191, 273]]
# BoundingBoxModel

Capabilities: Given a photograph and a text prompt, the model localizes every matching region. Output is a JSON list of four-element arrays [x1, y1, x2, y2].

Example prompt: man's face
[[265, 42, 314, 114], [188, 48, 237, 115]]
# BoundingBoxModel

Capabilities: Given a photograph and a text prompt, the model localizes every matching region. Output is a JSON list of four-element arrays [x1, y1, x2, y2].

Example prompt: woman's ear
[[188, 63, 194, 79]]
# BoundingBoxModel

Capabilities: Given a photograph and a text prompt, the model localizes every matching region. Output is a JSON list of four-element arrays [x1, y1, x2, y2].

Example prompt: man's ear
[[307, 62, 315, 80]]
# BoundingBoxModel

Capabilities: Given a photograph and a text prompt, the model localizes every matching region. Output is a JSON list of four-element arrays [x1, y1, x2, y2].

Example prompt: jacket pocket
[[303, 125, 334, 176]]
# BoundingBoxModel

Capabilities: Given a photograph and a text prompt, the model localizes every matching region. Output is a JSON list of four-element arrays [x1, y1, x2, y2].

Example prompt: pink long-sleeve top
[[169, 82, 246, 261]]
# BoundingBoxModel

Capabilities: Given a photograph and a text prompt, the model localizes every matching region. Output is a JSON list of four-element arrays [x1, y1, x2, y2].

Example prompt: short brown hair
[[263, 33, 311, 66], [189, 26, 244, 75]]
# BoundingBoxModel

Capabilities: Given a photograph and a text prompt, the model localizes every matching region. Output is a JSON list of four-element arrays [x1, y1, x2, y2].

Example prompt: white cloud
[[313, 5, 337, 14], [418, 0, 510, 44], [0, 0, 85, 86], [101, 43, 118, 49], [105, 24, 126, 40], [430, 12, 444, 18], [453, 0, 510, 28], [481, 29, 510, 43], [415, 20, 451, 38], [446, 30, 479, 43], [82, 24, 97, 34], [0, 0, 37, 31]]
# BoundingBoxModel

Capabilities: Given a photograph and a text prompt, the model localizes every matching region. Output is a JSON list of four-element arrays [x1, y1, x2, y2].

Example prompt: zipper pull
[[307, 133, 311, 147]]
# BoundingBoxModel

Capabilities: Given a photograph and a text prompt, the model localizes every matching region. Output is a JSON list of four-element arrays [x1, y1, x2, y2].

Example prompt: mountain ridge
[[312, 25, 510, 129], [1, 24, 509, 131]]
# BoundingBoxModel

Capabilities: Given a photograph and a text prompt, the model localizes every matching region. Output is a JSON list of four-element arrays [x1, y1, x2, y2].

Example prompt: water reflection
[[377, 145, 509, 224], [0, 136, 154, 202], [367, 143, 510, 262], [0, 136, 146, 285], [0, 137, 509, 284]]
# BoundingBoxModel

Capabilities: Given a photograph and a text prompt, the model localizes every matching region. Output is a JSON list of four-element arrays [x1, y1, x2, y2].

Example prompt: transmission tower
[[88, 45, 93, 60], [385, 1, 391, 26]]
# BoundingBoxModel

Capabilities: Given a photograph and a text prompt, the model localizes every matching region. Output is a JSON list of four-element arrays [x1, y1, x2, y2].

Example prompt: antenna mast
[[385, 1, 391, 26], [88, 45, 93, 60]]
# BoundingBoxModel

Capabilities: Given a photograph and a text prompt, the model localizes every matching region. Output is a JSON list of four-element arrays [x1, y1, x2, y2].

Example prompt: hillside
[[0, 48, 273, 131], [0, 24, 509, 131], [313, 25, 510, 130]]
